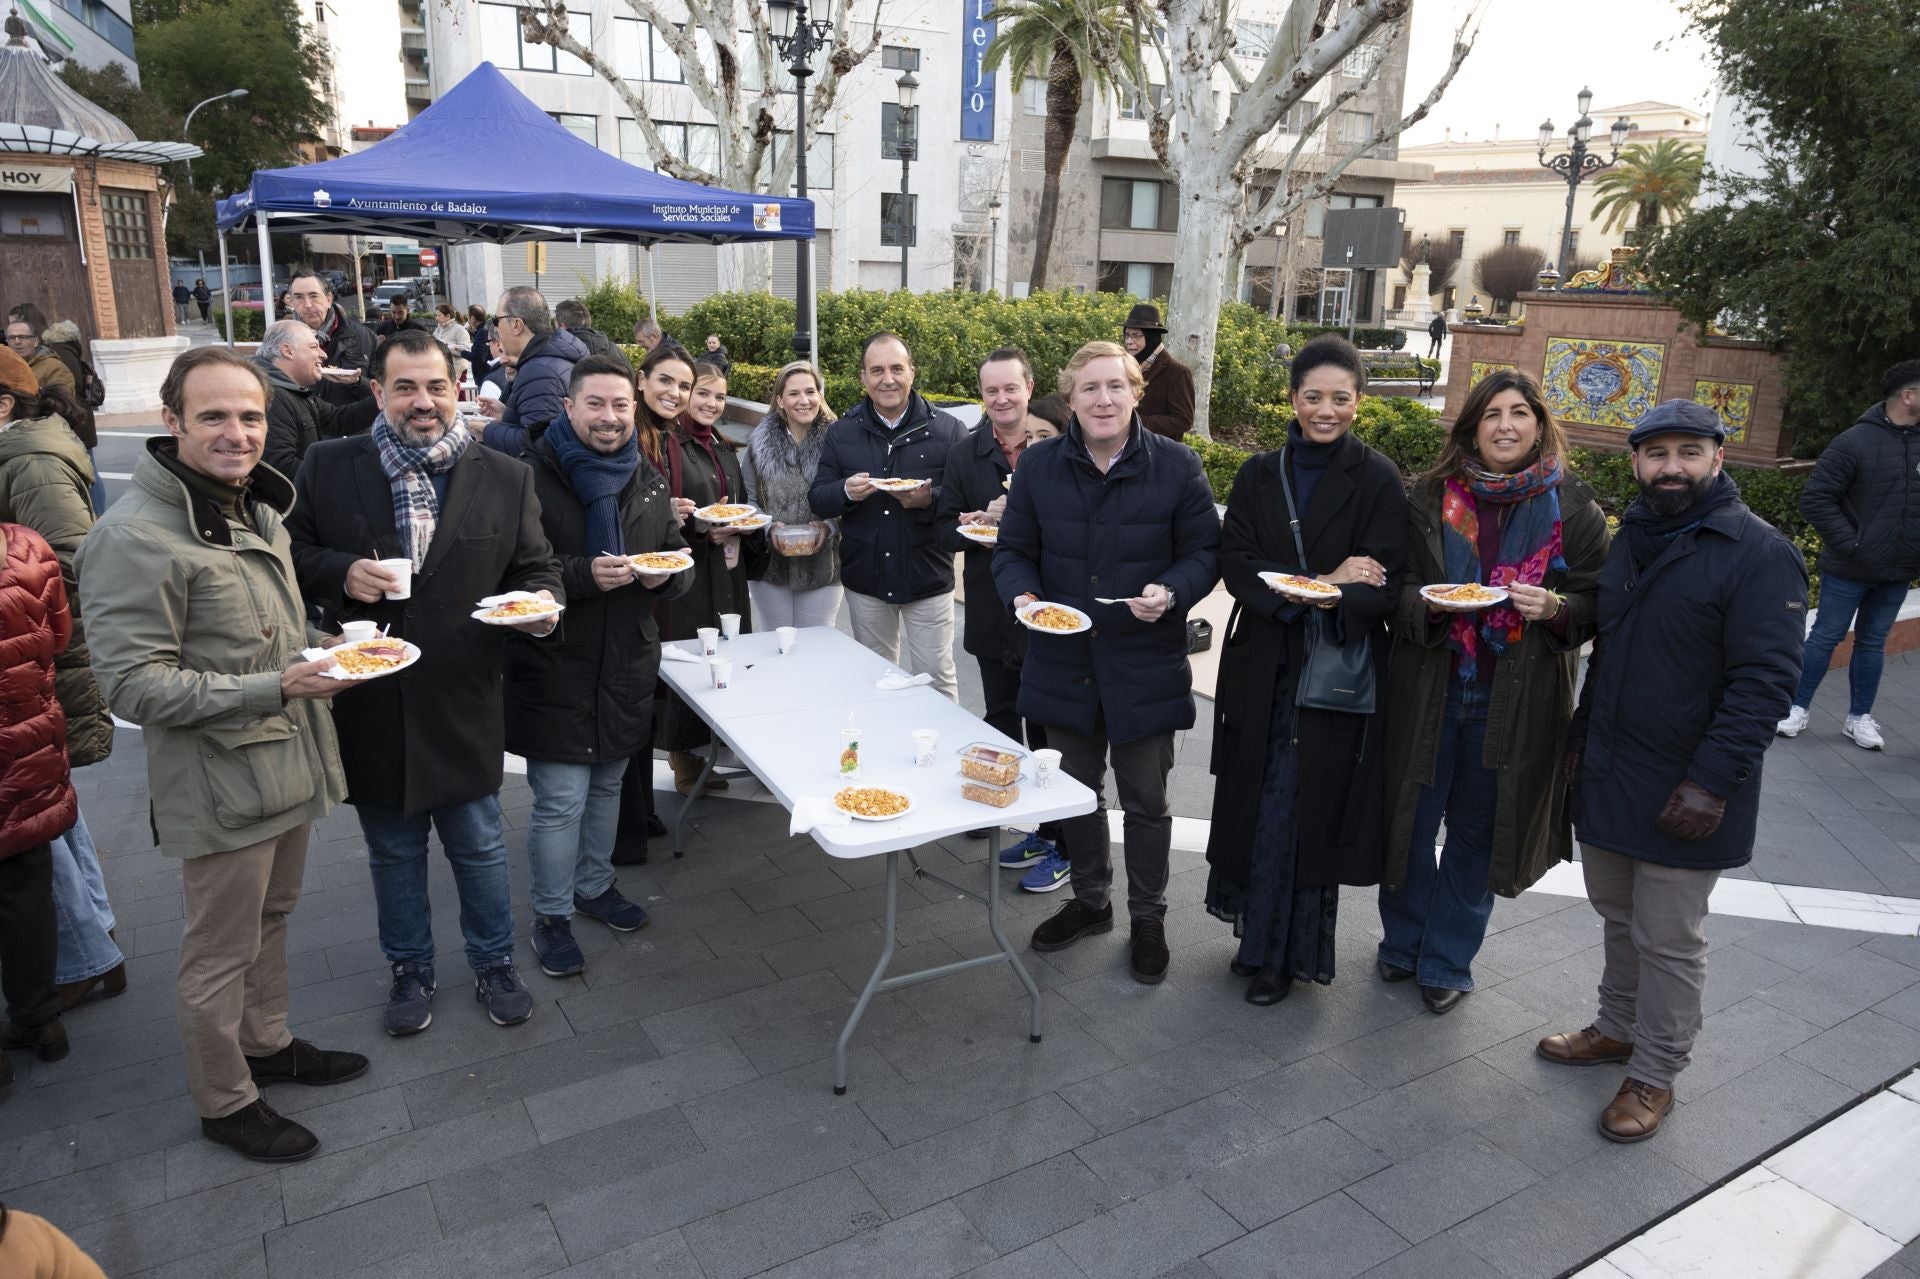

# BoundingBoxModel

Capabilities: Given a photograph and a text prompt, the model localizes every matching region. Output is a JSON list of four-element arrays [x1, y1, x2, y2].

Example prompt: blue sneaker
[[1020, 850, 1072, 893], [998, 831, 1056, 869], [531, 915, 585, 978], [573, 885, 650, 933], [475, 962, 534, 1026], [383, 961, 435, 1037]]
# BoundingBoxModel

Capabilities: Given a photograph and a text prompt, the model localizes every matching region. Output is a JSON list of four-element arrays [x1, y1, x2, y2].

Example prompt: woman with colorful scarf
[[1378, 369, 1610, 1014]]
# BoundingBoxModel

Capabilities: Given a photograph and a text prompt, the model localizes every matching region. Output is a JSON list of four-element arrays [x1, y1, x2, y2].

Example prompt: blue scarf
[[546, 416, 639, 556]]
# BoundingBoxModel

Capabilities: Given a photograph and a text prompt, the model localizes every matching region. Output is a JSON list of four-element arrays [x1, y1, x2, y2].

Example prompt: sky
[[1399, 0, 1719, 146]]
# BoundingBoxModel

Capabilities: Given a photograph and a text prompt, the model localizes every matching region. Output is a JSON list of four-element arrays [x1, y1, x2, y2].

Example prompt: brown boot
[[1599, 1077, 1673, 1143], [1537, 1025, 1633, 1066], [0, 1019, 70, 1062], [57, 962, 128, 1011], [670, 751, 728, 795]]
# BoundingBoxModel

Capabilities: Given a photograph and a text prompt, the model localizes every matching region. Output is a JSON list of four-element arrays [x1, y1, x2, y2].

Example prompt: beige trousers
[[176, 824, 310, 1119]]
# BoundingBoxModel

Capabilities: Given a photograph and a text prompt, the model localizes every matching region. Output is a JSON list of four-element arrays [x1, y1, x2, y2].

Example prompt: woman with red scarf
[[654, 359, 766, 794], [1378, 369, 1609, 1014]]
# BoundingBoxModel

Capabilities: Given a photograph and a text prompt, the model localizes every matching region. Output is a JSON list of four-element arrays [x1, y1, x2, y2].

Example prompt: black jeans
[[0, 844, 61, 1028], [978, 659, 1064, 843], [1047, 716, 1177, 921]]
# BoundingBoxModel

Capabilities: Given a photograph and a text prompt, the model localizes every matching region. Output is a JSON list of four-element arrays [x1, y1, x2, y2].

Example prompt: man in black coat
[[254, 319, 377, 478], [375, 299, 434, 339], [1778, 359, 1920, 750], [553, 299, 620, 360], [939, 347, 1067, 879], [809, 332, 967, 699], [1427, 312, 1446, 359], [1121, 304, 1196, 442], [1546, 399, 1806, 1144], [504, 354, 691, 979], [286, 270, 377, 410], [484, 287, 588, 457], [288, 329, 564, 1038], [994, 341, 1220, 984]]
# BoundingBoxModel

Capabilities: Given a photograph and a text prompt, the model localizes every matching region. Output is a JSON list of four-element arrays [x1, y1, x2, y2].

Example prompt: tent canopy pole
[[256, 216, 277, 326], [218, 228, 234, 346]]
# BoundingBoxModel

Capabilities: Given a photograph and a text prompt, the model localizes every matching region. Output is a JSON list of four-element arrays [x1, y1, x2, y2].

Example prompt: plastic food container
[[957, 742, 1024, 787], [770, 523, 826, 557], [959, 772, 1024, 808]]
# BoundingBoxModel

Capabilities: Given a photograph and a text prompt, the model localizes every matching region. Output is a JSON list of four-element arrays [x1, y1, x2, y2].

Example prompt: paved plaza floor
[[3, 618, 1917, 1276]]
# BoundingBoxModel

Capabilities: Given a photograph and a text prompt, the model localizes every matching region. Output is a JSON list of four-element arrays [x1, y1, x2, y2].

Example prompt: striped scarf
[[372, 415, 471, 569]]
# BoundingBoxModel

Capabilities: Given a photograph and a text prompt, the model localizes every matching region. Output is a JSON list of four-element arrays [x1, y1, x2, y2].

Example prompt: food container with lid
[[958, 772, 1024, 808], [957, 742, 1025, 787], [770, 522, 827, 557]]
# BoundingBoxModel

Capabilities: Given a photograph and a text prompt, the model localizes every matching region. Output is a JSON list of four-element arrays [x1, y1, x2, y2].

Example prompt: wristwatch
[[1157, 583, 1176, 609]]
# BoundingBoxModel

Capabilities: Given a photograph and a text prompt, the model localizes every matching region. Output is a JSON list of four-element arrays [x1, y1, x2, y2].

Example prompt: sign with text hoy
[[960, 0, 996, 141]]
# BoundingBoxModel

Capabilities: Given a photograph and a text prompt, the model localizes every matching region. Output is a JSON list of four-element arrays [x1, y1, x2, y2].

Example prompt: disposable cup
[[776, 626, 797, 653], [912, 729, 938, 768], [1033, 748, 1062, 788], [719, 612, 741, 641], [339, 620, 377, 643], [710, 657, 732, 690], [376, 557, 413, 600], [697, 627, 719, 656], [838, 727, 860, 779]]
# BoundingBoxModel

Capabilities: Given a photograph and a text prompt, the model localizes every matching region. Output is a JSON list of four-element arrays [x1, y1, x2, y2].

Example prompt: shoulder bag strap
[[1277, 446, 1308, 571]]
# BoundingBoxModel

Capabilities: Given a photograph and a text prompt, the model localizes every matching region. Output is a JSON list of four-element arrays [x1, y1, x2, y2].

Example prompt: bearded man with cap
[[1540, 399, 1806, 1144], [1120, 304, 1196, 442]]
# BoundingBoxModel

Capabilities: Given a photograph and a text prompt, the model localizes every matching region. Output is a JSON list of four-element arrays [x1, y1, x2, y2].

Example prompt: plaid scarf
[[372, 415, 471, 569], [1440, 455, 1566, 679]]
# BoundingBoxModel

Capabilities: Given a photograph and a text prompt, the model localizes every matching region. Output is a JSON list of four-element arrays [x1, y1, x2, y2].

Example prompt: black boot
[[0, 1019, 69, 1062], [201, 1098, 319, 1163], [246, 1038, 371, 1086], [1245, 967, 1292, 1006]]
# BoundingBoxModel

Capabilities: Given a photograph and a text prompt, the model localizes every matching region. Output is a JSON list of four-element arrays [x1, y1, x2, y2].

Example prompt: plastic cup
[[838, 727, 860, 779], [912, 729, 938, 768], [710, 657, 732, 689], [339, 620, 377, 643], [776, 626, 797, 653], [376, 557, 413, 600], [719, 612, 741, 641], [697, 626, 719, 656], [1033, 748, 1062, 788]]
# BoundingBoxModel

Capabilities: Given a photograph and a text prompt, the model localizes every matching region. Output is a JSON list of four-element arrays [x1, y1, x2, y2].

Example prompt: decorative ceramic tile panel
[[1692, 379, 1755, 444], [1469, 361, 1517, 387], [1542, 337, 1666, 430]]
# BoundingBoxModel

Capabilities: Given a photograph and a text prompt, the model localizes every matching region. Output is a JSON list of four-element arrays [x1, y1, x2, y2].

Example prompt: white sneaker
[[1775, 705, 1809, 737], [1844, 714, 1885, 751]]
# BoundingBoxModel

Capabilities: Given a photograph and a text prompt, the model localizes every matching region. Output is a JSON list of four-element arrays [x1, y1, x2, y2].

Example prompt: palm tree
[[1590, 138, 1704, 244], [984, 0, 1136, 290]]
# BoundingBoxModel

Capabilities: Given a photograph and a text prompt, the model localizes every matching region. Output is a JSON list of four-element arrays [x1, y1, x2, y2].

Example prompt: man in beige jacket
[[77, 346, 364, 1165]]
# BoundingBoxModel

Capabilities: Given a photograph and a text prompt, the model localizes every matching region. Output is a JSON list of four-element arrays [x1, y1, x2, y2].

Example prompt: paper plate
[[1259, 571, 1343, 603], [471, 593, 565, 625], [693, 502, 760, 524], [316, 639, 422, 681], [1016, 601, 1093, 635], [627, 551, 697, 575], [1420, 583, 1511, 612], [832, 786, 917, 821], [868, 476, 928, 492], [957, 524, 999, 546]]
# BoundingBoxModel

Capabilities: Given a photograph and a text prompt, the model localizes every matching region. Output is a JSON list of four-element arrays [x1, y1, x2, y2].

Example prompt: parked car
[[227, 285, 267, 311]]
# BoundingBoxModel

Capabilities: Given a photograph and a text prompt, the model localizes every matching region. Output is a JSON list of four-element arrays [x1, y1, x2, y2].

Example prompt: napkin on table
[[661, 645, 702, 664], [790, 797, 853, 836], [875, 671, 933, 690]]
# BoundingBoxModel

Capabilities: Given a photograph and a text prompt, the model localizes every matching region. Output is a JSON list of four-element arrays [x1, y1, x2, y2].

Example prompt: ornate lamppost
[[771, 0, 833, 361], [1537, 87, 1631, 280], [894, 70, 918, 290]]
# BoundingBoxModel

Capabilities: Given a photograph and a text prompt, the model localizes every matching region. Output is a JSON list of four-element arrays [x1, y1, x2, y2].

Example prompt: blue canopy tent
[[214, 60, 816, 346]]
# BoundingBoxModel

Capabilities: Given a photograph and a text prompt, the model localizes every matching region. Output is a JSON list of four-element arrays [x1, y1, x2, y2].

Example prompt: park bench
[[1360, 349, 1436, 395]]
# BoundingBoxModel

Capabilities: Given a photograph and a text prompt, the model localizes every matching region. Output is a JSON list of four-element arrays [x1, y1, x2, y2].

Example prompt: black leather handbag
[[1279, 449, 1376, 715]]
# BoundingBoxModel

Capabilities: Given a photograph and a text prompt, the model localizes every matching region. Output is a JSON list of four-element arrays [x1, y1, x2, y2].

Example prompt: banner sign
[[960, 0, 996, 141], [0, 165, 74, 194]]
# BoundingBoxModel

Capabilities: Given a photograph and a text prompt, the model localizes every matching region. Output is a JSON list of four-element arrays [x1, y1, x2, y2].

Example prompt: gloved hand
[[1657, 779, 1726, 841]]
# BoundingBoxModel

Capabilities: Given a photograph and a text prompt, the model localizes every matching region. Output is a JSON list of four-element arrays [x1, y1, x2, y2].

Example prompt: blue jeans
[[525, 756, 625, 918], [1794, 572, 1907, 716], [1378, 680, 1499, 992], [357, 794, 515, 974], [50, 810, 123, 984]]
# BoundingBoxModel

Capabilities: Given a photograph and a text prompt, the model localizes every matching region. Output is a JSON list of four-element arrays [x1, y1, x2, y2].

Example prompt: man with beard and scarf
[[1120, 304, 1195, 443], [284, 270, 377, 410], [504, 354, 690, 978], [288, 329, 563, 1037], [1542, 399, 1806, 1144]]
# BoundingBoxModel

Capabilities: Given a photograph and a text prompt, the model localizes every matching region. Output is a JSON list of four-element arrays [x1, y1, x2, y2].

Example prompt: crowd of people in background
[[0, 274, 1914, 1196]]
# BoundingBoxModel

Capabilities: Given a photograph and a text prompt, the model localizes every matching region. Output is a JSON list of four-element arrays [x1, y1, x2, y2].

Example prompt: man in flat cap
[[1539, 399, 1806, 1143], [1120, 304, 1195, 442]]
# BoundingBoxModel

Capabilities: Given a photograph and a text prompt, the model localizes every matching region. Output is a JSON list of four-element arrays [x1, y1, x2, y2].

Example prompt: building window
[[881, 44, 920, 71], [1566, 229, 1581, 261], [1342, 41, 1380, 80], [881, 103, 918, 159], [1502, 228, 1521, 248], [478, 2, 589, 74], [1021, 77, 1047, 115], [1282, 100, 1318, 134], [1097, 261, 1172, 298], [620, 118, 721, 174], [52, 0, 135, 58], [880, 192, 918, 247], [1099, 177, 1178, 232], [1117, 82, 1166, 122], [1448, 227, 1466, 257], [650, 21, 684, 82], [101, 190, 152, 259], [1335, 110, 1374, 144], [1233, 19, 1276, 60], [548, 112, 598, 147], [1330, 192, 1384, 210], [760, 130, 835, 190]]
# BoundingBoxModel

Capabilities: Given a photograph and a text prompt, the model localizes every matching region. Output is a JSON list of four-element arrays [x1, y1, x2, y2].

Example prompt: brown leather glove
[[1657, 779, 1727, 841]]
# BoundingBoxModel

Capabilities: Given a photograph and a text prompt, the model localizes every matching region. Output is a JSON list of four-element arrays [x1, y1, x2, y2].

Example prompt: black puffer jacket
[[487, 328, 588, 457], [807, 392, 966, 603], [256, 357, 378, 479], [313, 304, 378, 408], [1800, 404, 1920, 584], [937, 423, 1022, 664]]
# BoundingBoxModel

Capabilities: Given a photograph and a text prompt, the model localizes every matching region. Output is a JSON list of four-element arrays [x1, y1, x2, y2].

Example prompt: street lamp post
[[182, 88, 250, 191], [987, 196, 1001, 294], [771, 0, 832, 362], [1537, 86, 1631, 279], [894, 70, 918, 291]]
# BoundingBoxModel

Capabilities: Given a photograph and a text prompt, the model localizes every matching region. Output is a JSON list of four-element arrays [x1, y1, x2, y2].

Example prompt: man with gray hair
[[631, 316, 663, 353], [484, 286, 586, 456], [255, 319, 377, 478]]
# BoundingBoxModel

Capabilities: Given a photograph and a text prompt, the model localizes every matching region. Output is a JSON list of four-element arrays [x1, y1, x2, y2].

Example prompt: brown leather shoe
[[1537, 1025, 1633, 1066], [57, 962, 128, 1011], [0, 1019, 69, 1062], [1599, 1077, 1672, 1143], [670, 751, 728, 795]]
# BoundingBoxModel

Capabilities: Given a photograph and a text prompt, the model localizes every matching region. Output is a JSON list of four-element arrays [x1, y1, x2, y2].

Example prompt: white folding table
[[657, 627, 1097, 1092]]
